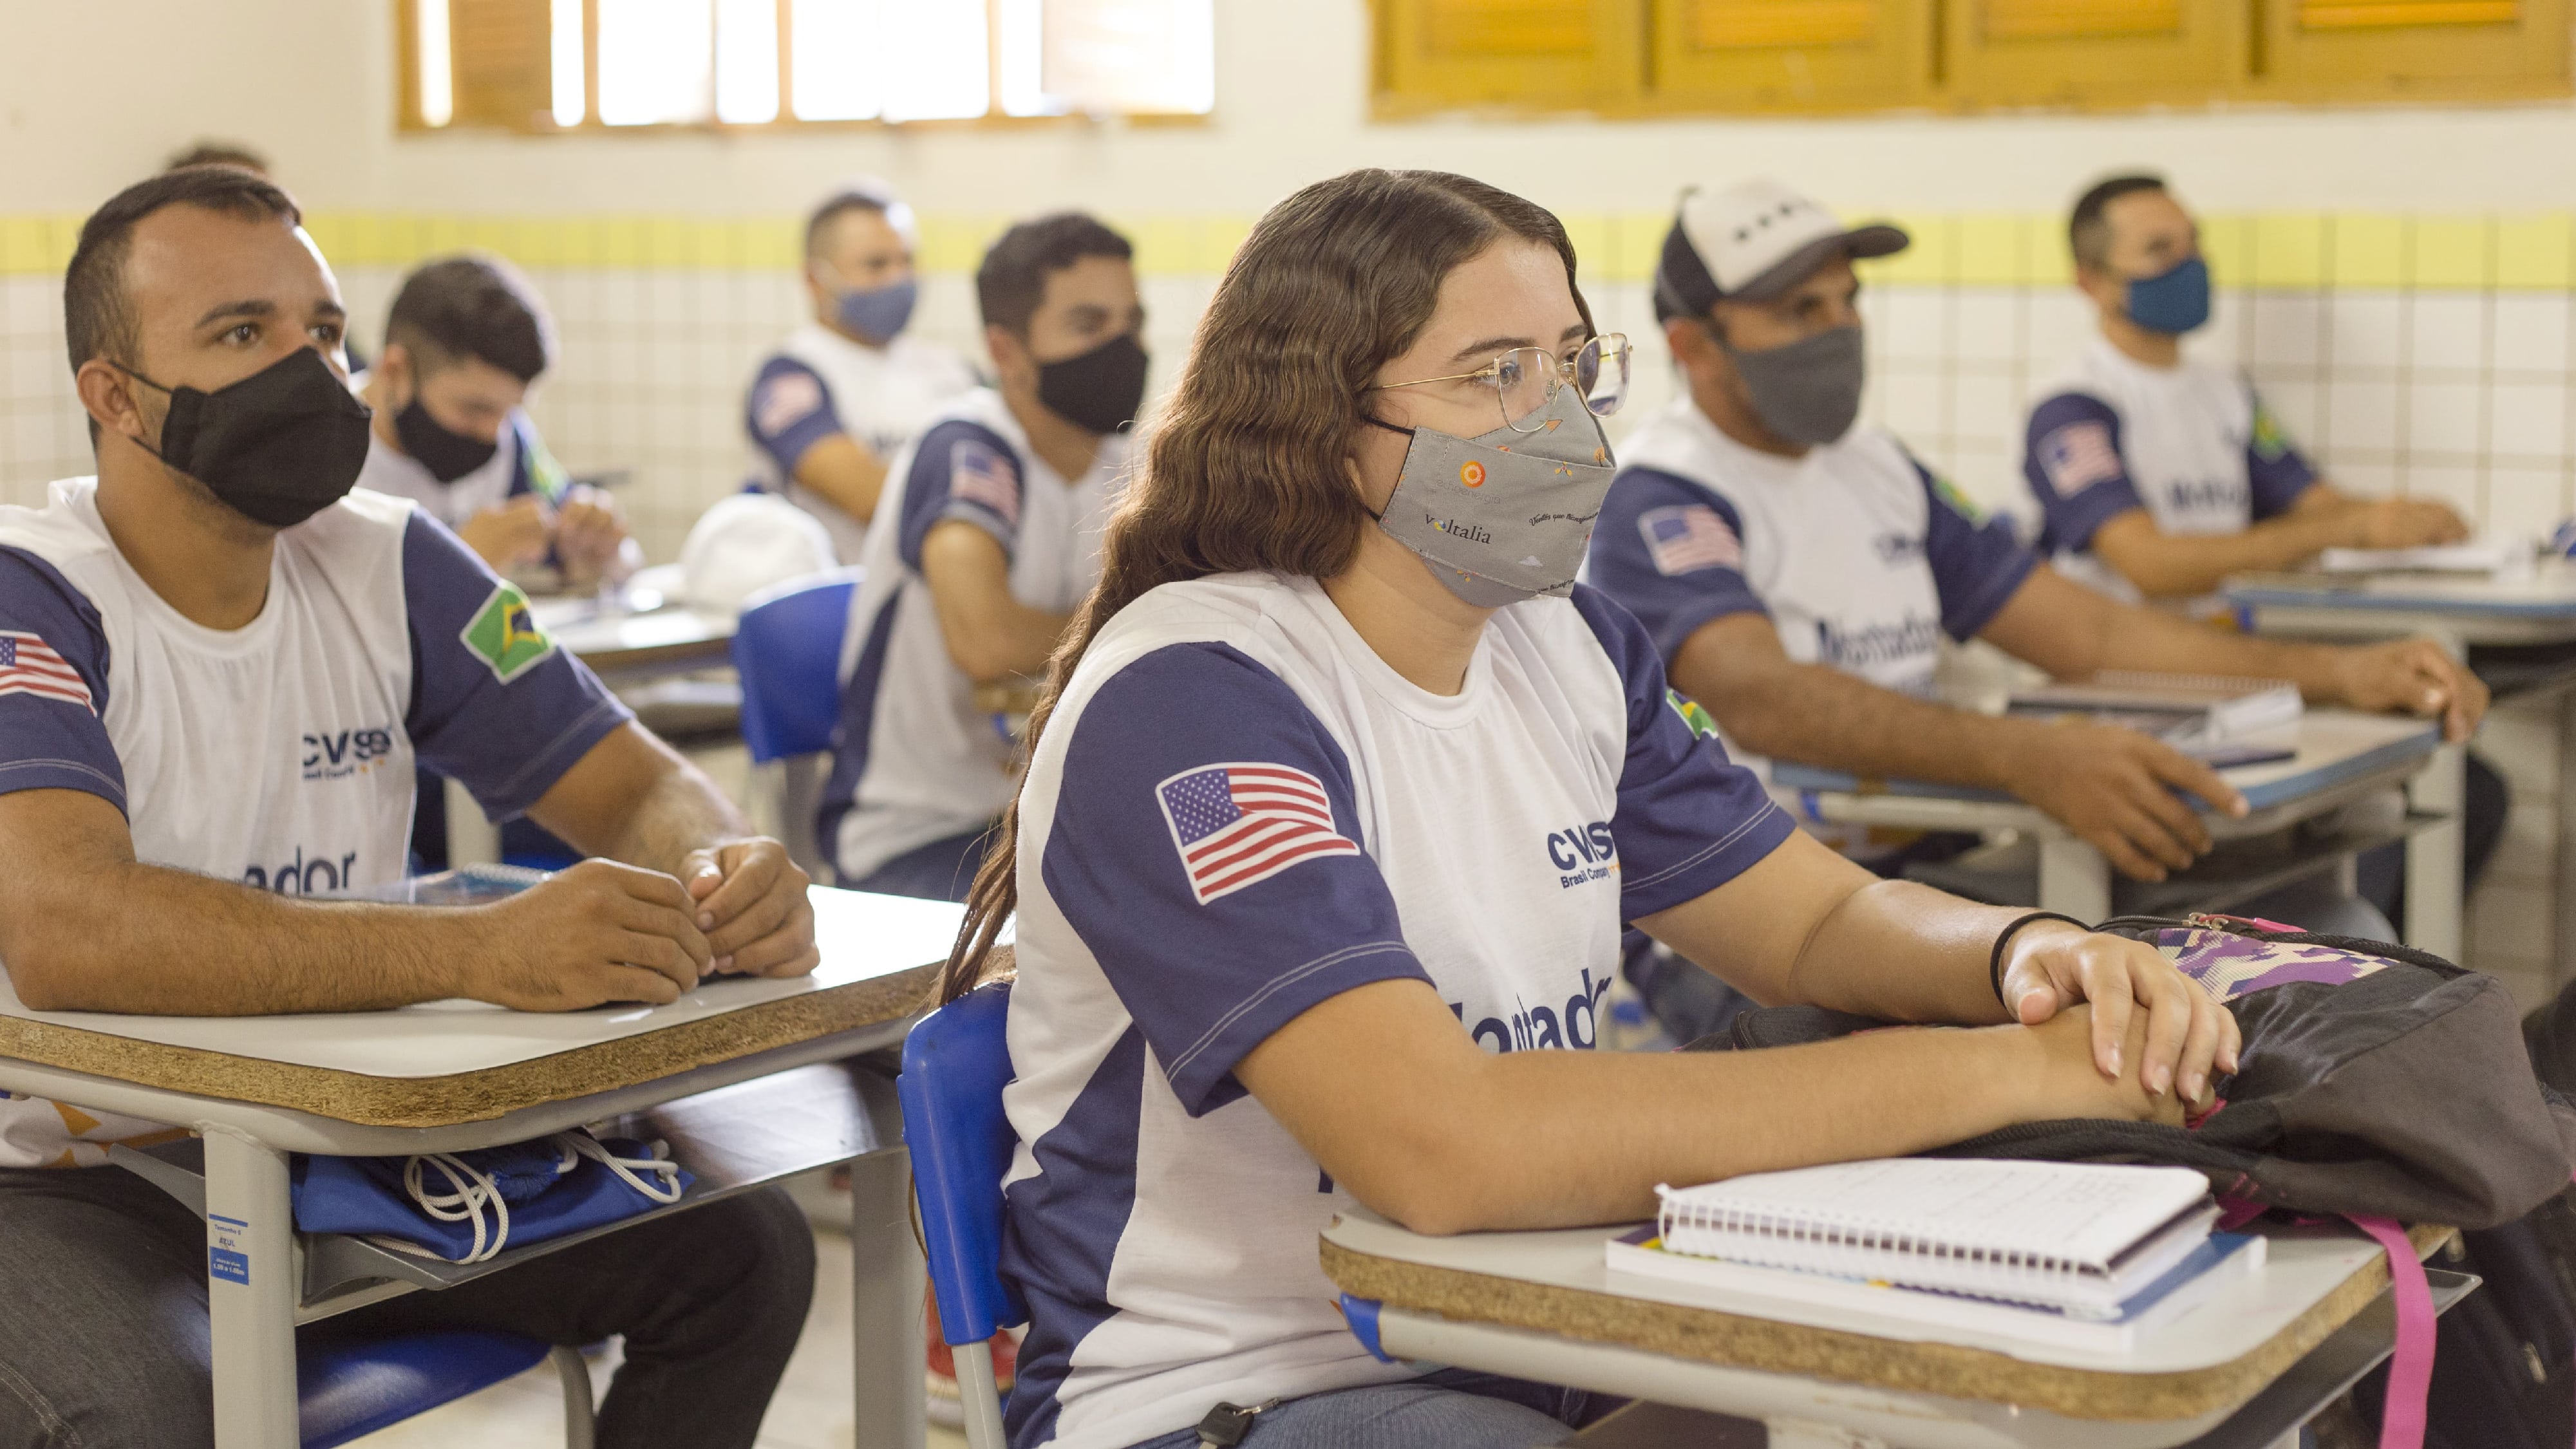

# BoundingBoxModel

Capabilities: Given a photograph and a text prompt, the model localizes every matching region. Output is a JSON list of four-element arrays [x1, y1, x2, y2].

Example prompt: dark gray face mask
[[1365, 384, 1616, 608], [1722, 323, 1866, 447]]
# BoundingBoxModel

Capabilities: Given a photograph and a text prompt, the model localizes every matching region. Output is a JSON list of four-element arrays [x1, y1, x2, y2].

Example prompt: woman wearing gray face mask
[[927, 168, 2233, 1449]]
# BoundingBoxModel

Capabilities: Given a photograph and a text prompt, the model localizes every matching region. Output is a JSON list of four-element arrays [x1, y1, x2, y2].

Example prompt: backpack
[[1694, 916, 2576, 1230], [1694, 917, 2576, 1449]]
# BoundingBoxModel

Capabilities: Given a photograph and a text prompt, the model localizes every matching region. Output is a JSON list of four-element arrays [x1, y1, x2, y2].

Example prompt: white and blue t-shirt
[[744, 323, 980, 563], [1590, 399, 2035, 702], [823, 389, 1124, 884], [353, 409, 563, 533], [997, 571, 1791, 1449], [2024, 337, 2318, 602], [0, 479, 630, 1169]]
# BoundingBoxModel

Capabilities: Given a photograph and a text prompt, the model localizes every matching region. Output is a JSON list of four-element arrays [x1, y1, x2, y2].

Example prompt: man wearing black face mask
[[355, 254, 634, 588], [1590, 179, 2489, 1034], [814, 207, 1142, 1421], [822, 212, 1143, 911], [0, 167, 818, 1449]]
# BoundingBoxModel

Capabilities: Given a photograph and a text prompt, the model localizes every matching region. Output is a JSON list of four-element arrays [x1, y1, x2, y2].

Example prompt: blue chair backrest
[[899, 980, 1028, 1343], [731, 567, 863, 763]]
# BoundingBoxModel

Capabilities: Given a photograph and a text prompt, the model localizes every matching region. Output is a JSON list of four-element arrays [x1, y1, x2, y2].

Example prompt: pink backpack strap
[[2345, 1215, 2433, 1449]]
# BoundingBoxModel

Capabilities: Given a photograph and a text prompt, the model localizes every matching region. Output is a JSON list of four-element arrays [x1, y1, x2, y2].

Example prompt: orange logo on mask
[[1460, 460, 1487, 488]]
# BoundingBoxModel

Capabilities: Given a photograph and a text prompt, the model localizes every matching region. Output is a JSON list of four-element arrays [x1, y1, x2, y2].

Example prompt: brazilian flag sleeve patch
[[2250, 397, 2295, 463], [1929, 470, 1985, 523], [516, 416, 572, 506], [1666, 689, 1720, 739], [460, 581, 556, 684]]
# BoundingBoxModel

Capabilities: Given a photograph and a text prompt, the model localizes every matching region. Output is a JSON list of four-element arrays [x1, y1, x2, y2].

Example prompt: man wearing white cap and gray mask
[[1588, 180, 2483, 1029]]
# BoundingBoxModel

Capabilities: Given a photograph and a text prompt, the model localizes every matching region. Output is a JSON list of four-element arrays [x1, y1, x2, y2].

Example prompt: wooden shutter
[[2251, 0, 2568, 100], [400, 0, 558, 130], [1374, 0, 1642, 115], [1944, 0, 2228, 107], [1651, 0, 1930, 111]]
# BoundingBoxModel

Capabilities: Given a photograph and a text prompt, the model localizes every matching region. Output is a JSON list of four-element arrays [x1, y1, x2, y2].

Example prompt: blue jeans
[[1122, 1368, 1611, 1448]]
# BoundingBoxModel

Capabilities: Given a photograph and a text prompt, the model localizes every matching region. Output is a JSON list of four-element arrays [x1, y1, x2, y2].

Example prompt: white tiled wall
[[1852, 281, 2576, 537]]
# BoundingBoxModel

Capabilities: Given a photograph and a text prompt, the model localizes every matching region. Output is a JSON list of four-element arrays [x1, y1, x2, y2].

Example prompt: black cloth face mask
[[395, 392, 501, 483], [1035, 332, 1149, 435], [118, 348, 374, 529]]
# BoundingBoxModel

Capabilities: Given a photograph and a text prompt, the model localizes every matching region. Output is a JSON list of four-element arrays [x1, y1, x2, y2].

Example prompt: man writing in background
[[357, 253, 634, 590]]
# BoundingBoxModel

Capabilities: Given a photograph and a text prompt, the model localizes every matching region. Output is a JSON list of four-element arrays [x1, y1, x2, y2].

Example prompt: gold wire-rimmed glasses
[[1375, 333, 1633, 434]]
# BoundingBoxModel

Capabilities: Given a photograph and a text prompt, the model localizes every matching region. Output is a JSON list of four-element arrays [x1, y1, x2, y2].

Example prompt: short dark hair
[[386, 254, 556, 384], [165, 140, 272, 175], [975, 213, 1134, 336], [2069, 174, 2168, 273], [64, 166, 302, 374], [805, 181, 911, 260]]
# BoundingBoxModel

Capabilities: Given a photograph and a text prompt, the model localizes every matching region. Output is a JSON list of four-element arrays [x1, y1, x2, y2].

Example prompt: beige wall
[[11, 0, 2576, 221]]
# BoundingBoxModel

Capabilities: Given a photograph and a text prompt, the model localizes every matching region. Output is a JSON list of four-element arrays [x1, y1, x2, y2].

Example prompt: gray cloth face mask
[[1723, 323, 1866, 447], [1366, 384, 1617, 608]]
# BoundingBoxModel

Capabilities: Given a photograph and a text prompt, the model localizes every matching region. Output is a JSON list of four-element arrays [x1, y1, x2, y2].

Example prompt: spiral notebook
[[1632, 1159, 2219, 1318]]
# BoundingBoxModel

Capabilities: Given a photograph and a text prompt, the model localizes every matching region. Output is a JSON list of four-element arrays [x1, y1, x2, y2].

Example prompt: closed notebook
[[1640, 1158, 2219, 1316], [1605, 1224, 2264, 1353]]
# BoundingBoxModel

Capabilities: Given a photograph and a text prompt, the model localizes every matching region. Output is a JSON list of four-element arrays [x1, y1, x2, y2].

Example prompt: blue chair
[[300, 1331, 595, 1448], [731, 566, 865, 883], [899, 981, 1025, 1449]]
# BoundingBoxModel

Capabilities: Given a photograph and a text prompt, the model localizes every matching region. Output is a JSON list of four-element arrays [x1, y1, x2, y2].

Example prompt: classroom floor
[[348, 1224, 973, 1449]]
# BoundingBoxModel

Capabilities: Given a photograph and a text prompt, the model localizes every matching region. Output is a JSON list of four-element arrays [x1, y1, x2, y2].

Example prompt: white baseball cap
[[679, 492, 837, 616], [1654, 179, 1909, 319]]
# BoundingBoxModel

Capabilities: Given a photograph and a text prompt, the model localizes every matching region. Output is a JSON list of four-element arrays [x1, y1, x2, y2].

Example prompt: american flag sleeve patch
[[2036, 421, 2125, 497], [1637, 504, 1744, 576], [0, 632, 92, 713], [1156, 762, 1361, 905], [948, 438, 1023, 528]]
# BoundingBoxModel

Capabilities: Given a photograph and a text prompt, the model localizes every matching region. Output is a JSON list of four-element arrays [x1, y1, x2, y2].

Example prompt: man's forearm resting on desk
[[2089, 487, 2468, 601], [1981, 566, 2489, 742], [1675, 610, 2248, 881], [0, 723, 813, 1017], [1675, 565, 2486, 881]]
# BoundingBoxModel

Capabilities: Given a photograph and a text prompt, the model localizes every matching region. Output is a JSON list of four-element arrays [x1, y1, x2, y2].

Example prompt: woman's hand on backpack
[[2029, 1005, 2192, 1126], [1999, 921, 2239, 1108]]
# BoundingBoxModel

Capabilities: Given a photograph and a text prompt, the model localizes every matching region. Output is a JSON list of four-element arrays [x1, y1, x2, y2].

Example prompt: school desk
[[0, 884, 954, 1449], [2227, 563, 2576, 978], [1771, 711, 2440, 942], [1325, 1207, 2470, 1449]]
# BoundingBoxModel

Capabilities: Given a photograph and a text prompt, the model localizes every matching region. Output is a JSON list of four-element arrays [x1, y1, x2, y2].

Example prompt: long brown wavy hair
[[936, 169, 1591, 1004]]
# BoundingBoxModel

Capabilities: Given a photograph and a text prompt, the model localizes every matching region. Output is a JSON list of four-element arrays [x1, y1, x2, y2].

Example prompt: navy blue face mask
[[2125, 256, 2212, 335], [828, 276, 917, 346]]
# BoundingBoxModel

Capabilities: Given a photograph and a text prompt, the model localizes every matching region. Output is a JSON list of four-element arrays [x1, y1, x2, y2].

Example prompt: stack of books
[[1605, 1159, 2264, 1352], [2007, 671, 2303, 768]]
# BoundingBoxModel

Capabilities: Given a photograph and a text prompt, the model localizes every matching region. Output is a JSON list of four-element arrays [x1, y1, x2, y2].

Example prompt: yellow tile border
[[4, 210, 2573, 290]]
